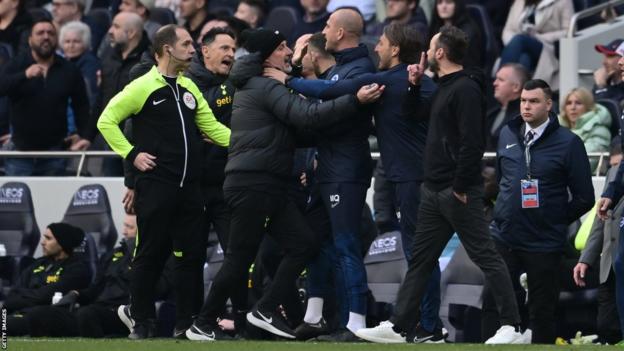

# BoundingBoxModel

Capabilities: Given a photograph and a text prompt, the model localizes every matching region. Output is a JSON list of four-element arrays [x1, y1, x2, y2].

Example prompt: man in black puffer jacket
[[186, 28, 383, 341]]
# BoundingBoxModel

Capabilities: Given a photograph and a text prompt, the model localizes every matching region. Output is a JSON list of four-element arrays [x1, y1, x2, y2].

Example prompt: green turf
[[7, 339, 624, 351]]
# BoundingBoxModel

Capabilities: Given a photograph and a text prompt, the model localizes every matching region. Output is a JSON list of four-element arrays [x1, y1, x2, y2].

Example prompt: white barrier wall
[[0, 176, 609, 257]]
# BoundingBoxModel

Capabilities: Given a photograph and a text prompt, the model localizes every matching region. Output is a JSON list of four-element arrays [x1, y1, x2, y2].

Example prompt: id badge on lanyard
[[521, 141, 539, 208]]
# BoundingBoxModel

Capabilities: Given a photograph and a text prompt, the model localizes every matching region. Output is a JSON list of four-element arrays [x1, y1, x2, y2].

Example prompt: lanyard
[[524, 131, 534, 179]]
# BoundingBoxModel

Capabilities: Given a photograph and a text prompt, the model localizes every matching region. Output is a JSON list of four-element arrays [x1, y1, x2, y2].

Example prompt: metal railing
[[0, 150, 612, 177], [567, 0, 624, 37]]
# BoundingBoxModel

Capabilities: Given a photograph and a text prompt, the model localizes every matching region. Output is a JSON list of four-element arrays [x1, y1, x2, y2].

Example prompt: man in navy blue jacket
[[267, 22, 446, 341], [483, 79, 594, 344], [286, 8, 376, 341]]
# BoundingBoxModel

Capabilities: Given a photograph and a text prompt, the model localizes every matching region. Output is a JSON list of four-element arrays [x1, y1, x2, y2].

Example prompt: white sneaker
[[485, 325, 524, 344], [355, 321, 406, 344], [521, 328, 532, 344]]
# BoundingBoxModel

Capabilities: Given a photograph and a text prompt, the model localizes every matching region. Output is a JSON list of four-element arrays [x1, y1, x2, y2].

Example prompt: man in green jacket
[[97, 24, 230, 339]]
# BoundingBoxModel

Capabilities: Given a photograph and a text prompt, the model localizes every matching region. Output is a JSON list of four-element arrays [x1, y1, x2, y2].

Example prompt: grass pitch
[[7, 339, 624, 351]]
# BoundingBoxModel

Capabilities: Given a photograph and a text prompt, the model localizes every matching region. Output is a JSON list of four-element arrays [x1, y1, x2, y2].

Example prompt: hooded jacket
[[185, 53, 235, 186], [224, 53, 361, 188], [491, 113, 594, 252]]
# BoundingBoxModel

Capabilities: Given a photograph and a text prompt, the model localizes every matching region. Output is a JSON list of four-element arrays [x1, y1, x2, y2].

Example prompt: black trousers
[[390, 185, 520, 331], [132, 178, 204, 329], [598, 270, 622, 344], [8, 304, 126, 337], [481, 242, 562, 344], [196, 185, 319, 324]]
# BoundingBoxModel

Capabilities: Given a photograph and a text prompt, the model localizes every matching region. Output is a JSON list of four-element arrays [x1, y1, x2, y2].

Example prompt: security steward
[[97, 24, 231, 339]]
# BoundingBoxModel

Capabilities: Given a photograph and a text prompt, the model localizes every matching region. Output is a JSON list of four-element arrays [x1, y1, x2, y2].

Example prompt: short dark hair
[[307, 32, 331, 58], [30, 19, 55, 35], [383, 22, 423, 64], [240, 0, 267, 21], [436, 25, 468, 64], [153, 24, 182, 57], [202, 27, 236, 46], [523, 79, 553, 100]]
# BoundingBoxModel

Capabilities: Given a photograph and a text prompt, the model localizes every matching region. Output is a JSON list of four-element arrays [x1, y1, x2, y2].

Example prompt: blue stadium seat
[[85, 8, 112, 35], [264, 6, 299, 38], [596, 98, 622, 137], [466, 4, 500, 74], [149, 7, 177, 26], [364, 230, 407, 305], [28, 8, 52, 22]]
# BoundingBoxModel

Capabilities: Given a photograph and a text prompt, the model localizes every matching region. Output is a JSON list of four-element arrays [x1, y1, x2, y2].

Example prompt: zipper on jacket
[[165, 80, 189, 188]]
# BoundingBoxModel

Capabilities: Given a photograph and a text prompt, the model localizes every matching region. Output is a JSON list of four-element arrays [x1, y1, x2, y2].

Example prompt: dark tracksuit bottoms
[[131, 178, 204, 329], [196, 184, 319, 324]]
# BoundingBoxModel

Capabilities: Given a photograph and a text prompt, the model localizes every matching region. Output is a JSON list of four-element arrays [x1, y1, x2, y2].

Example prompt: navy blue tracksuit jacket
[[490, 114, 594, 252]]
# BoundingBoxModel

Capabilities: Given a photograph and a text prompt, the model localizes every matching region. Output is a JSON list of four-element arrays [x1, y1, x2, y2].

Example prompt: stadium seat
[[85, 8, 112, 35], [149, 7, 177, 26], [61, 184, 118, 258], [440, 243, 485, 342], [596, 98, 622, 137], [364, 230, 407, 304], [0, 182, 40, 291], [208, 5, 234, 16], [264, 6, 299, 38], [466, 4, 499, 74], [72, 231, 99, 283]]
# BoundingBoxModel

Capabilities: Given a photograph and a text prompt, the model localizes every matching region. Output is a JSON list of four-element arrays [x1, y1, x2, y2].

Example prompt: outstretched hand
[[356, 83, 385, 104]]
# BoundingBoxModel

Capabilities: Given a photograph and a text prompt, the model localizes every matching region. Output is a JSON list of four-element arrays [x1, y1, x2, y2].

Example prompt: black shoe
[[173, 328, 188, 339], [314, 328, 362, 342], [186, 322, 233, 341], [409, 324, 448, 344], [246, 308, 296, 339], [128, 320, 156, 340], [295, 318, 329, 340], [117, 305, 135, 333]]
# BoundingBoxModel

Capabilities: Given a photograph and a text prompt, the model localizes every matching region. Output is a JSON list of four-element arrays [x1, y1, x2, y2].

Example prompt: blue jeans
[[4, 142, 67, 176], [615, 223, 624, 337], [307, 182, 369, 326], [394, 181, 442, 333], [500, 34, 543, 72]]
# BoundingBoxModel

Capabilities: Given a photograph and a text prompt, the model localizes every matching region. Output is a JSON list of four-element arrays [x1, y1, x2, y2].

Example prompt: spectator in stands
[[574, 137, 623, 345], [593, 38, 624, 102], [234, 0, 266, 29], [0, 0, 32, 56], [51, 0, 106, 51], [179, 0, 209, 42], [184, 28, 381, 342], [483, 79, 594, 344], [486, 63, 529, 151], [119, 0, 162, 41], [366, 0, 428, 41], [5, 223, 90, 335], [289, 0, 330, 45], [155, 0, 180, 21], [428, 0, 483, 68], [60, 21, 100, 108], [197, 16, 229, 44], [500, 0, 574, 91], [97, 12, 150, 176], [559, 87, 611, 172], [356, 25, 523, 345], [471, 0, 514, 46], [6, 215, 137, 337], [327, 0, 375, 22], [98, 24, 230, 339], [0, 19, 93, 176]]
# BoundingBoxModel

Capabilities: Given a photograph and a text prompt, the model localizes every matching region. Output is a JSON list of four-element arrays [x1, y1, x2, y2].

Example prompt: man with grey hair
[[51, 0, 105, 49], [485, 63, 529, 151]]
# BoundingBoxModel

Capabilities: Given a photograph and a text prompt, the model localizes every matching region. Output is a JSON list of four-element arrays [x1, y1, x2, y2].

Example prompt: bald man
[[289, 8, 377, 342], [97, 12, 151, 176]]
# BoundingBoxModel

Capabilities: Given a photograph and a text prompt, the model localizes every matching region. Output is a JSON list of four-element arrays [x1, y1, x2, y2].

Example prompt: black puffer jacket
[[224, 53, 360, 188]]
